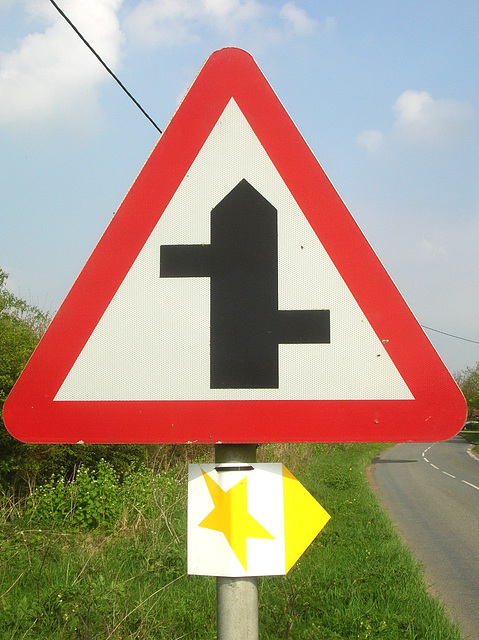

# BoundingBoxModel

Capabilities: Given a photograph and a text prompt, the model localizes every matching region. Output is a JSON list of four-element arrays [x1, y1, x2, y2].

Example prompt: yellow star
[[199, 469, 274, 571]]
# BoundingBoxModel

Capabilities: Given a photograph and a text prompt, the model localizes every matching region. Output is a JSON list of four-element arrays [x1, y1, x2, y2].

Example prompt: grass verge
[[0, 444, 463, 639], [460, 429, 479, 452]]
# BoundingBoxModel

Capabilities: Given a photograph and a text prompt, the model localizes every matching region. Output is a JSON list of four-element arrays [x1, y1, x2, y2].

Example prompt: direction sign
[[187, 463, 330, 577], [3, 47, 466, 444]]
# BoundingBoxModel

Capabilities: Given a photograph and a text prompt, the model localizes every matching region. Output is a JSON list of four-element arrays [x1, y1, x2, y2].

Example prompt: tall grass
[[0, 444, 463, 639]]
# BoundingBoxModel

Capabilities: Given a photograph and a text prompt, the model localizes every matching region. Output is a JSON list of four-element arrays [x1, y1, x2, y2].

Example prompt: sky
[[1, 0, 478, 377]]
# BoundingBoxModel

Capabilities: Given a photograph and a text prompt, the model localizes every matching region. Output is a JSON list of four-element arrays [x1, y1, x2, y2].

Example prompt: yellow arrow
[[282, 465, 330, 573]]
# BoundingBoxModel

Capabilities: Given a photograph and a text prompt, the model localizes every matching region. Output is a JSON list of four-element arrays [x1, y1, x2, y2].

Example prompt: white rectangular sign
[[187, 463, 330, 577]]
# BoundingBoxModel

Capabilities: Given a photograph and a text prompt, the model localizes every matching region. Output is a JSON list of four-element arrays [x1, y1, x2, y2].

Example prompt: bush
[[23, 459, 190, 532], [454, 361, 479, 419], [25, 460, 122, 530]]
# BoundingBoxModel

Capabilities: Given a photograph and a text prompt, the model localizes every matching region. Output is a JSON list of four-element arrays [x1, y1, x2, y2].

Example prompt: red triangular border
[[4, 48, 466, 443]]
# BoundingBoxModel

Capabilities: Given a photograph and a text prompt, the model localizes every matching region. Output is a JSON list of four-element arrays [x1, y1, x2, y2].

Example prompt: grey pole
[[215, 443, 259, 640]]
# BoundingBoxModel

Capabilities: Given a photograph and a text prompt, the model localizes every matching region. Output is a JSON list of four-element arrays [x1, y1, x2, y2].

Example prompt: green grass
[[461, 429, 479, 452], [0, 444, 463, 639]]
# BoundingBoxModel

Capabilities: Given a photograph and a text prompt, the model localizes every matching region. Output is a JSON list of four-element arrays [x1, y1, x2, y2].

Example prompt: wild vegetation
[[454, 360, 479, 420], [0, 443, 464, 639]]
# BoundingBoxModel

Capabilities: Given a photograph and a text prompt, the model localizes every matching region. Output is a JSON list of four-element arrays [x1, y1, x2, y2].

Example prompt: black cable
[[48, 0, 162, 134], [421, 325, 479, 345]]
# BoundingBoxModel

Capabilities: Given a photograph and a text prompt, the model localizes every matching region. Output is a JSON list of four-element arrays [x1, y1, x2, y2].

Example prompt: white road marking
[[421, 443, 478, 493], [461, 480, 479, 491], [442, 471, 456, 478]]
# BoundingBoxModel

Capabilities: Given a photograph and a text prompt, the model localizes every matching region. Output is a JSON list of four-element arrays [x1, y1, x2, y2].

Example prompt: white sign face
[[55, 99, 412, 403], [187, 463, 330, 577]]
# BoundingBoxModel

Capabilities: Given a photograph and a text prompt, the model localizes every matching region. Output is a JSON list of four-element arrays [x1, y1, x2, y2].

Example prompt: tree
[[0, 269, 49, 399], [0, 269, 50, 487], [454, 361, 479, 420]]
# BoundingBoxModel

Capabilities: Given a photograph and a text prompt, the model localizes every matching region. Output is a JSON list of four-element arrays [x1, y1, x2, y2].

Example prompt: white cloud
[[280, 2, 317, 35], [123, 0, 193, 47], [0, 0, 124, 132], [415, 239, 448, 263], [356, 129, 385, 154], [392, 90, 474, 148], [125, 0, 317, 47], [358, 90, 474, 154], [125, 0, 263, 46]]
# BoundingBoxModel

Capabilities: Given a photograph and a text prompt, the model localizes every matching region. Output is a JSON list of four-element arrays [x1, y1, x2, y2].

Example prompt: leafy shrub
[[26, 460, 122, 530], [23, 459, 189, 532]]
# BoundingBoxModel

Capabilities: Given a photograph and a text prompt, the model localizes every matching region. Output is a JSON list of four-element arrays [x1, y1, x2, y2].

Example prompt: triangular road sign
[[4, 48, 466, 444]]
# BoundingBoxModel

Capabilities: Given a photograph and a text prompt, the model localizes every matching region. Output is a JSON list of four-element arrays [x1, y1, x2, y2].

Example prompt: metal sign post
[[215, 443, 258, 640]]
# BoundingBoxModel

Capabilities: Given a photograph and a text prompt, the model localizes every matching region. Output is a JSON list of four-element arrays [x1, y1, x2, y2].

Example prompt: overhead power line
[[421, 326, 479, 345], [48, 0, 162, 134], [46, 2, 479, 350]]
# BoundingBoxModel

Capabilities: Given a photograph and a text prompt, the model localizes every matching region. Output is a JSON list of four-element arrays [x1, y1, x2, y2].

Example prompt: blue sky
[[1, 0, 478, 376]]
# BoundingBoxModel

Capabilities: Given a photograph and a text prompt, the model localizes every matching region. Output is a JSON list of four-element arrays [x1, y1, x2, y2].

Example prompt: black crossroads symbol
[[160, 179, 330, 389]]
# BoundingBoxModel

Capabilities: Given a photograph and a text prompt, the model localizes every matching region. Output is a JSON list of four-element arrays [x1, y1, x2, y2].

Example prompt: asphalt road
[[371, 435, 479, 640]]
